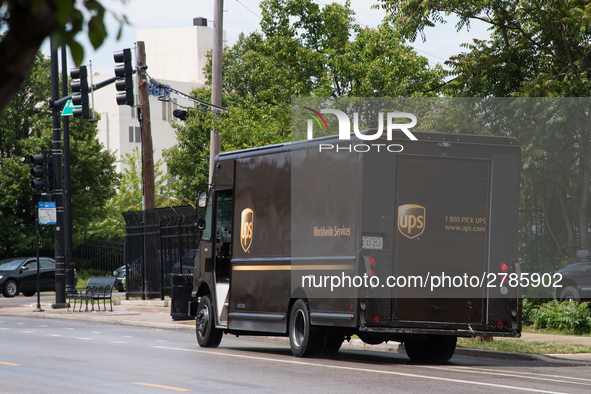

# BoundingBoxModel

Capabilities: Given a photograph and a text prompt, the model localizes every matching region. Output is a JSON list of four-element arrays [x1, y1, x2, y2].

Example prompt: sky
[[41, 0, 492, 77]]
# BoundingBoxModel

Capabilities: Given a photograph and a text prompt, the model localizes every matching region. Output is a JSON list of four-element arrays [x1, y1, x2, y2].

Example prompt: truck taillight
[[370, 268, 376, 276], [368, 256, 376, 266], [501, 262, 509, 272]]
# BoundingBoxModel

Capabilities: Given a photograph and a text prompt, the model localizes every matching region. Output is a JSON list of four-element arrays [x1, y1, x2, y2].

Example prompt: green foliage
[[0, 0, 127, 66], [86, 147, 178, 241], [0, 52, 119, 257], [380, 0, 591, 96], [380, 0, 591, 271], [167, 0, 444, 201], [529, 300, 591, 335], [522, 298, 554, 325]]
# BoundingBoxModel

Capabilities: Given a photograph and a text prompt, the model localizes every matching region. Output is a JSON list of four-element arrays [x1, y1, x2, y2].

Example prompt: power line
[[234, 0, 262, 19]]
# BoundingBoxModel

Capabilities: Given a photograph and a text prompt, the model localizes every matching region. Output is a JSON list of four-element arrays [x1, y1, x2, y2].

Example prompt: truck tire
[[319, 329, 344, 358], [357, 333, 384, 345], [404, 335, 456, 364], [289, 299, 321, 357], [560, 286, 580, 303], [196, 295, 223, 348]]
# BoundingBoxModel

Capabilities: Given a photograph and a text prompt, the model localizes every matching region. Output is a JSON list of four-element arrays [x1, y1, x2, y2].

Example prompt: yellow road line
[[134, 383, 190, 392], [0, 361, 21, 366]]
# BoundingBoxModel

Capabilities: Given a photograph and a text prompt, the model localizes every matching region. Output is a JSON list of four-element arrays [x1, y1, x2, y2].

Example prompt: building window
[[162, 101, 167, 120], [129, 126, 134, 143], [167, 101, 172, 121], [131, 106, 135, 118], [135, 127, 141, 143]]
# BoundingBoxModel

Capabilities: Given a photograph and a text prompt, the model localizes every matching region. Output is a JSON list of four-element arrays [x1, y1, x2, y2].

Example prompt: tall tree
[[86, 147, 178, 241], [0, 0, 126, 114], [0, 52, 119, 257], [380, 0, 591, 268], [165, 0, 444, 202]]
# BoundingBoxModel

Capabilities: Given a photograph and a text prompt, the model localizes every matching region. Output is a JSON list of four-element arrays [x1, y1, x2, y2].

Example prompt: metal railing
[[74, 240, 124, 273], [123, 206, 200, 300]]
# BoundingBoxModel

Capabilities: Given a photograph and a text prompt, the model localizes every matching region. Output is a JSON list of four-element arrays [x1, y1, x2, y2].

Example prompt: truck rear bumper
[[360, 326, 521, 338]]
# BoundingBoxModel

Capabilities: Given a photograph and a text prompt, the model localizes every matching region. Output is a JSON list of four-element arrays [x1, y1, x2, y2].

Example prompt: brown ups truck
[[188, 130, 521, 363]]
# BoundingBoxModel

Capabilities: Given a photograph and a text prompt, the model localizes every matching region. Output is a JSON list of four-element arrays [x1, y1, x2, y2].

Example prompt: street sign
[[38, 201, 56, 225], [61, 100, 81, 116]]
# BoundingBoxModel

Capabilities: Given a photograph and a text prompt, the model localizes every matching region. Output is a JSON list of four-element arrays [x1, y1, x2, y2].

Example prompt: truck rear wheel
[[404, 335, 456, 363], [289, 299, 321, 357], [196, 296, 223, 348], [319, 329, 344, 358]]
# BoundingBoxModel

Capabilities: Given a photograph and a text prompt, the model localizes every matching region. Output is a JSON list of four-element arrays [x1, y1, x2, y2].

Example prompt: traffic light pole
[[61, 45, 75, 296], [50, 39, 67, 309], [44, 46, 130, 306]]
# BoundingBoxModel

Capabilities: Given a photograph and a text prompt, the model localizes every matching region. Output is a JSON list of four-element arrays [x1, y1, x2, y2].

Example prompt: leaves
[[0, 52, 119, 257], [530, 300, 591, 335], [380, 0, 591, 271], [167, 0, 443, 202]]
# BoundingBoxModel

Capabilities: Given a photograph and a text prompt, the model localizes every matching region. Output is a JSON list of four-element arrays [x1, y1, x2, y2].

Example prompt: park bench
[[67, 277, 116, 312]]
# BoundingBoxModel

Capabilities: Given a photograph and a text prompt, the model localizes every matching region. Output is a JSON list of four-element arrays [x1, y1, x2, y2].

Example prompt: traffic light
[[114, 48, 134, 106], [70, 66, 90, 119], [30, 152, 54, 193], [173, 109, 188, 120]]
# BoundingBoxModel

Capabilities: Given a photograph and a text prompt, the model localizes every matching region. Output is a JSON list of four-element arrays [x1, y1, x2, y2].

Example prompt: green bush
[[77, 268, 110, 280], [522, 298, 553, 325], [530, 300, 591, 335]]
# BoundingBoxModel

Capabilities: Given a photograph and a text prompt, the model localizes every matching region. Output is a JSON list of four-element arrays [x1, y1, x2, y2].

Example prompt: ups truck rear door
[[361, 139, 519, 331], [393, 155, 490, 325]]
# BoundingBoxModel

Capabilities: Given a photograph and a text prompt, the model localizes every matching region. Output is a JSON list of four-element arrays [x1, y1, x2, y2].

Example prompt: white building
[[92, 17, 223, 174]]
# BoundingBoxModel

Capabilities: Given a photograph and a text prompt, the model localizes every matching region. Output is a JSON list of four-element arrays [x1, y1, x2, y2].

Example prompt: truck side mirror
[[198, 191, 207, 208], [197, 217, 206, 230]]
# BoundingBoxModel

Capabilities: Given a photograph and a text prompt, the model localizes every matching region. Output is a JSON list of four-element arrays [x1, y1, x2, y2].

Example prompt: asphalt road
[[0, 316, 590, 394]]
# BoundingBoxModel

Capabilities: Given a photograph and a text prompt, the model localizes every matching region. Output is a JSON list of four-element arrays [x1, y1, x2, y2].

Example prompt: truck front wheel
[[289, 299, 321, 357], [404, 335, 457, 363], [196, 295, 223, 348]]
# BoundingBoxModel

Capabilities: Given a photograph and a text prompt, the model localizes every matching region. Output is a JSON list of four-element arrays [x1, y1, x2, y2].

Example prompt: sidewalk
[[1, 296, 590, 365]]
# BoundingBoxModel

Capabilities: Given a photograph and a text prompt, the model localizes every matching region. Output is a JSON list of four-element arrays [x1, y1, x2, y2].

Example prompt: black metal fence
[[123, 206, 200, 300], [74, 240, 124, 273]]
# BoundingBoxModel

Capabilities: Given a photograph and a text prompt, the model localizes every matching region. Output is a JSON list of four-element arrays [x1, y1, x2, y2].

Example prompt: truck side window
[[215, 190, 233, 259], [201, 191, 214, 241]]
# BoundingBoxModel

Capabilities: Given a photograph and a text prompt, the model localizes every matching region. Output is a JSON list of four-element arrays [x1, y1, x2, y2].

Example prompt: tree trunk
[[558, 193, 576, 247], [579, 115, 591, 251], [542, 199, 563, 254]]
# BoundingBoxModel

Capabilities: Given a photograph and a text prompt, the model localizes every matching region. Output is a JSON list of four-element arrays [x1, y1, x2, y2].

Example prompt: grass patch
[[457, 338, 591, 354], [522, 324, 591, 337]]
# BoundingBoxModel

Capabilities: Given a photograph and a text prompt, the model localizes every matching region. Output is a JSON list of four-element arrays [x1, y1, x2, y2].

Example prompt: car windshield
[[0, 258, 25, 271]]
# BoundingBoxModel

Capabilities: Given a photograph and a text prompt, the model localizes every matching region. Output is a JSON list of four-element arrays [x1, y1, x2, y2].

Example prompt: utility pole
[[50, 38, 67, 309], [209, 0, 223, 183], [137, 41, 155, 210], [136, 41, 158, 298]]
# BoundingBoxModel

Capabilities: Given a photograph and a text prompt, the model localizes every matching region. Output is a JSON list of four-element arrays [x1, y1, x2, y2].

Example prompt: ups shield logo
[[240, 208, 254, 252], [398, 204, 425, 239]]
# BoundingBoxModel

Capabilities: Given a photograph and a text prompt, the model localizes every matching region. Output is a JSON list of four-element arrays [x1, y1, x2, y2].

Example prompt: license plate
[[362, 236, 383, 250]]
